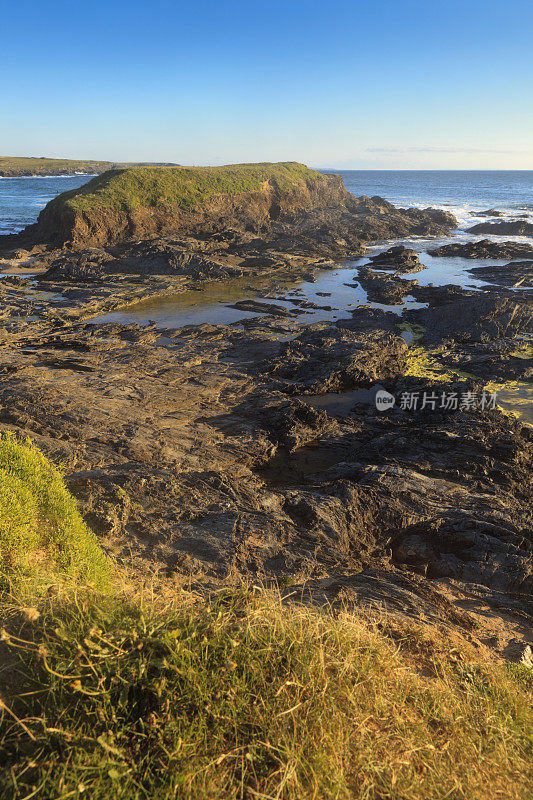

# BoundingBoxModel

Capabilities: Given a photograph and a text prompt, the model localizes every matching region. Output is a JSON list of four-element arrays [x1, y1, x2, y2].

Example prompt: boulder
[[368, 245, 426, 273]]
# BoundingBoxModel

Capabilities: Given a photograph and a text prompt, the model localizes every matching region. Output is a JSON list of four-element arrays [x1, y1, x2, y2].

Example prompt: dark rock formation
[[407, 291, 532, 345], [229, 299, 300, 318], [468, 261, 533, 288], [356, 267, 417, 305], [428, 239, 533, 259], [263, 327, 407, 393], [1, 165, 458, 254], [476, 209, 506, 217], [367, 245, 426, 274], [467, 220, 533, 237]]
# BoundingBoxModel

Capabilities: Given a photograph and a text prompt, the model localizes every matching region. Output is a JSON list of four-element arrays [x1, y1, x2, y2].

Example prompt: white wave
[[387, 199, 531, 243]]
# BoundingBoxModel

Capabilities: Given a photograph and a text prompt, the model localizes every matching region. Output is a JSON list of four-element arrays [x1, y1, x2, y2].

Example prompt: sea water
[[0, 174, 94, 235]]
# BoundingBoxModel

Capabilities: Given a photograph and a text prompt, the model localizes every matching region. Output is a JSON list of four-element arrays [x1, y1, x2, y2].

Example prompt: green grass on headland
[[47, 162, 324, 214], [0, 432, 110, 595]]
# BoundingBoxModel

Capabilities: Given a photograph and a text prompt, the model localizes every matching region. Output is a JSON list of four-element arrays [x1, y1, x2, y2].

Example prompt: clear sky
[[2, 0, 532, 169]]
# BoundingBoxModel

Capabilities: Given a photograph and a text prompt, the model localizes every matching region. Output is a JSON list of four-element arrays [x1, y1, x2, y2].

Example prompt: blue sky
[[2, 0, 532, 168]]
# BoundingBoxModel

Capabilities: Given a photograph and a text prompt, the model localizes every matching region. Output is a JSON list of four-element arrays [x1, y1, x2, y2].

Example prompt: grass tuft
[[0, 432, 110, 595]]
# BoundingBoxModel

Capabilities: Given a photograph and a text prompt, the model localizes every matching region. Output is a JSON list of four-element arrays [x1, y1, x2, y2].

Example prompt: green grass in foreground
[[0, 438, 531, 799], [0, 589, 531, 800], [0, 432, 110, 595], [47, 162, 323, 215]]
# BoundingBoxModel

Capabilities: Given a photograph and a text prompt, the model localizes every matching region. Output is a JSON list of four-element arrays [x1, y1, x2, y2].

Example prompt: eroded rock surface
[[367, 245, 427, 274], [356, 266, 420, 305], [467, 220, 533, 237], [0, 277, 530, 662], [428, 239, 533, 260], [0, 191, 531, 662], [467, 261, 533, 288], [476, 209, 506, 218]]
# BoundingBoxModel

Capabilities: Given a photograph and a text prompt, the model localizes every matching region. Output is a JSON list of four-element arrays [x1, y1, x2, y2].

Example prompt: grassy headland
[[0, 157, 116, 177], [0, 437, 531, 799], [48, 162, 324, 213], [28, 162, 338, 246]]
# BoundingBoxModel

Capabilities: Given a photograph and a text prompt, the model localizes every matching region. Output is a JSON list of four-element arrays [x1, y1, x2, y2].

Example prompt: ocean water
[[327, 170, 533, 229], [0, 174, 93, 235]]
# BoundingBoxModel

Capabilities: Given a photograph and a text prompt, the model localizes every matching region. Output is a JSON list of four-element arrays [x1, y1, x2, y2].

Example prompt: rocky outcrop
[[476, 209, 506, 217], [263, 327, 407, 393], [468, 261, 533, 288], [333, 200, 456, 242], [428, 239, 533, 259], [1, 165, 458, 253], [356, 267, 418, 305], [23, 164, 355, 247], [406, 292, 532, 345], [229, 299, 299, 318], [467, 220, 533, 237], [367, 245, 426, 273]]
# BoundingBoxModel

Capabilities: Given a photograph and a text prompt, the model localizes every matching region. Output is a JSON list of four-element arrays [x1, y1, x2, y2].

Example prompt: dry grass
[[0, 587, 531, 800], [0, 439, 530, 799]]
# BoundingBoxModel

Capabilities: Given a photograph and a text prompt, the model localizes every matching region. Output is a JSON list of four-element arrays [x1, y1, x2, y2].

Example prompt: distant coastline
[[0, 173, 99, 180], [0, 156, 178, 178]]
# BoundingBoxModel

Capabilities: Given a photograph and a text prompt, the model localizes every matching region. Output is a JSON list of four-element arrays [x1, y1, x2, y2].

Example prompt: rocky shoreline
[[0, 168, 531, 664]]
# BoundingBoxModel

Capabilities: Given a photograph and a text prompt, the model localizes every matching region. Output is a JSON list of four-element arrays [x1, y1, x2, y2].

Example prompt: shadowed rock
[[466, 220, 533, 237], [428, 239, 533, 259], [367, 245, 427, 273]]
